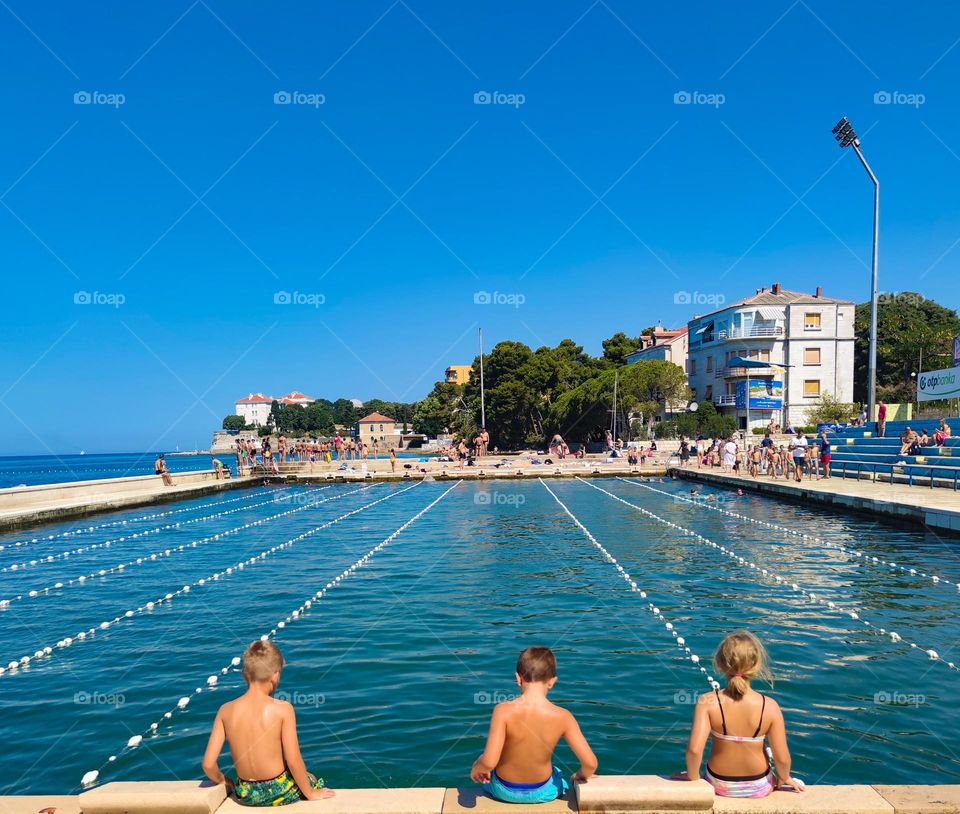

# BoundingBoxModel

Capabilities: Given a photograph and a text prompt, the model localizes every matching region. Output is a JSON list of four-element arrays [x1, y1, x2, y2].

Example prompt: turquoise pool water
[[1, 478, 959, 794]]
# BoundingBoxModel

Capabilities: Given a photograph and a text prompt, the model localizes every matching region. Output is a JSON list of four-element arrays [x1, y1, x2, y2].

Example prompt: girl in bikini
[[679, 631, 804, 798]]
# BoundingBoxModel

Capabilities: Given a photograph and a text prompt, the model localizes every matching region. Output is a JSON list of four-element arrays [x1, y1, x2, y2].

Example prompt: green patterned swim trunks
[[233, 769, 326, 806]]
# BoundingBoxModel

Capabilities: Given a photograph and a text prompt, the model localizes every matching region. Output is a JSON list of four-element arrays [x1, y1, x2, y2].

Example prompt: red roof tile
[[358, 412, 396, 423]]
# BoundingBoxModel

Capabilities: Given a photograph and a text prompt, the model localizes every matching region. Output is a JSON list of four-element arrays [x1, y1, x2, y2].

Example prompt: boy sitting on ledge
[[470, 646, 597, 803], [202, 640, 335, 806]]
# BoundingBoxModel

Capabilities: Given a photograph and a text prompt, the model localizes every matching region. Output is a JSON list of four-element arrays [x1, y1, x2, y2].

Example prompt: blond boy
[[202, 641, 334, 806]]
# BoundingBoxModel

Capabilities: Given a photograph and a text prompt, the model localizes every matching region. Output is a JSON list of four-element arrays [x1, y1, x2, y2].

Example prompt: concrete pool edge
[[669, 468, 960, 535], [0, 470, 257, 532], [6, 777, 960, 814]]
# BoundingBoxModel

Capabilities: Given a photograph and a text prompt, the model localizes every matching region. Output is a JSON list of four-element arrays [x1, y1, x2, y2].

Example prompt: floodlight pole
[[849, 141, 880, 424]]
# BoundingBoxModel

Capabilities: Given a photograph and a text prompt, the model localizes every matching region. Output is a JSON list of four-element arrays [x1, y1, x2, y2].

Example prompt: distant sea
[[0, 450, 432, 489], [0, 453, 222, 489]]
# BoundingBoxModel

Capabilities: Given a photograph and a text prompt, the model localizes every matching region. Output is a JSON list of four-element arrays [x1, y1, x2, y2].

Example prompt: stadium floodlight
[[832, 116, 879, 422]]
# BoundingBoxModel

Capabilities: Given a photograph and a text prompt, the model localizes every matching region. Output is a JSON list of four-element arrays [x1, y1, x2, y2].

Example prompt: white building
[[235, 393, 274, 427], [625, 325, 688, 367], [685, 283, 854, 431]]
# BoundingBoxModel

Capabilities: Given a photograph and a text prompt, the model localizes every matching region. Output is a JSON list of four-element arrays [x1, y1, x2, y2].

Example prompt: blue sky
[[2, 1, 960, 454]]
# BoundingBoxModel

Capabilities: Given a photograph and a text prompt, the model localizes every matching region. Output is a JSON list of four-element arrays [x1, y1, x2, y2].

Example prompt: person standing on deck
[[877, 402, 887, 438]]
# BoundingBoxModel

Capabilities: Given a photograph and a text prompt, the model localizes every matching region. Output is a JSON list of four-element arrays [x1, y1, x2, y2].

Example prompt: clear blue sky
[[2, 1, 959, 454]]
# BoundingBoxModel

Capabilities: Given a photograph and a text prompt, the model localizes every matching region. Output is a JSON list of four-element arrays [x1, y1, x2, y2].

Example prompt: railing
[[716, 366, 776, 379], [715, 394, 737, 406], [717, 326, 784, 339]]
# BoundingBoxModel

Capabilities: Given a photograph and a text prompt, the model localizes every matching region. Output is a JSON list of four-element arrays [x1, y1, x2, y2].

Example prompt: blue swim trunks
[[485, 767, 569, 804]]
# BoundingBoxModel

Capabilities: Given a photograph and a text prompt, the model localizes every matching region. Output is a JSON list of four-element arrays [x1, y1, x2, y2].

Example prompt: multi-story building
[[235, 393, 274, 427], [685, 283, 854, 431], [355, 411, 398, 446], [625, 325, 688, 367], [234, 391, 317, 427], [445, 365, 472, 385]]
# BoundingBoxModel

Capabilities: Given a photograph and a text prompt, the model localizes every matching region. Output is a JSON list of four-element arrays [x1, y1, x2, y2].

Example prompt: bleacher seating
[[828, 418, 960, 489]]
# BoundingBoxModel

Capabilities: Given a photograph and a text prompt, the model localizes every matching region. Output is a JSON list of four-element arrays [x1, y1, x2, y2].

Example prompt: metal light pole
[[832, 116, 879, 422]]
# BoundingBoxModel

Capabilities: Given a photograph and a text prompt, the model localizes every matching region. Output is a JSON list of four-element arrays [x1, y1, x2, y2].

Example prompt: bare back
[[219, 693, 290, 781], [704, 689, 774, 777], [495, 697, 571, 783]]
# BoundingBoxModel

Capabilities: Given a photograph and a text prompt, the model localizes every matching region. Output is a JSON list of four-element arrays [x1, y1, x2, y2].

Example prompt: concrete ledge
[[712, 785, 892, 814], [219, 787, 446, 814], [0, 796, 81, 813], [444, 787, 576, 813], [79, 780, 226, 814], [576, 776, 714, 813], [873, 785, 960, 814]]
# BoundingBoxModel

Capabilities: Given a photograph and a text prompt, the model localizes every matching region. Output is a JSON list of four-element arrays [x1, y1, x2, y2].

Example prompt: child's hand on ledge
[[306, 788, 336, 800], [571, 771, 591, 783], [668, 771, 691, 780], [777, 776, 806, 792], [470, 759, 491, 784]]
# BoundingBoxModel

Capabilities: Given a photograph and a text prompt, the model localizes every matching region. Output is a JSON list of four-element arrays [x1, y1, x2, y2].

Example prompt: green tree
[[806, 391, 859, 425], [222, 415, 246, 432], [855, 293, 960, 403], [601, 331, 642, 366], [547, 360, 689, 443], [333, 399, 359, 426]]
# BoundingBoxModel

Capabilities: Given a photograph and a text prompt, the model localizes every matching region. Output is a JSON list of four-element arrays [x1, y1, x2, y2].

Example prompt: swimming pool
[[1, 478, 958, 794]]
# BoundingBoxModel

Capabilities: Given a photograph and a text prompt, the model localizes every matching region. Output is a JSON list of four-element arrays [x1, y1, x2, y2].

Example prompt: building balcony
[[715, 394, 737, 406], [716, 366, 773, 379], [718, 326, 784, 340]]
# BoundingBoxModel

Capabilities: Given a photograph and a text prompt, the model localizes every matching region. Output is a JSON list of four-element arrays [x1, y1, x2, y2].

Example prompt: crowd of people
[[233, 434, 400, 475], [673, 430, 833, 483], [203, 632, 802, 806]]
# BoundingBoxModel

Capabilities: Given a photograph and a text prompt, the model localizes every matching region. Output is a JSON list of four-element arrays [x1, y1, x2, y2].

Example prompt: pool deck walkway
[[0, 470, 255, 532], [672, 466, 960, 534], [6, 777, 960, 814]]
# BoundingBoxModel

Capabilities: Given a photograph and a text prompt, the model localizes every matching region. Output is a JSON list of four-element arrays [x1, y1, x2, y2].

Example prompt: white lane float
[[79, 480, 460, 789], [539, 479, 715, 689], [581, 478, 960, 678], [619, 478, 960, 595], [1, 484, 418, 680], [0, 487, 320, 575]]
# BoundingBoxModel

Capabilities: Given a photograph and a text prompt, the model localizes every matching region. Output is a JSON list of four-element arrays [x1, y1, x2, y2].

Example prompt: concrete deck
[[4, 779, 959, 814], [0, 470, 255, 532], [671, 466, 960, 534]]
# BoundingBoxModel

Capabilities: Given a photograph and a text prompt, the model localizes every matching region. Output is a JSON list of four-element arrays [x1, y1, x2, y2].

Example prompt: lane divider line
[[80, 480, 460, 788]]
